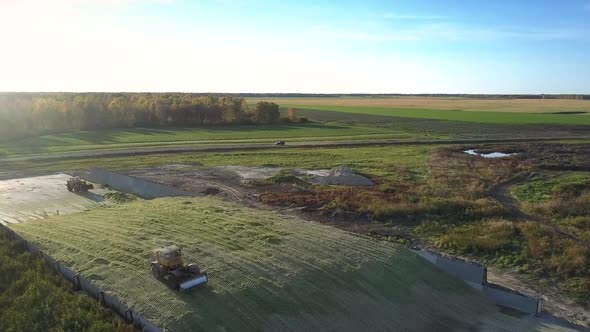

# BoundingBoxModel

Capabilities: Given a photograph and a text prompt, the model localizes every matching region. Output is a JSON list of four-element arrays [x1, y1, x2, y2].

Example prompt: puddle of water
[[464, 149, 516, 158]]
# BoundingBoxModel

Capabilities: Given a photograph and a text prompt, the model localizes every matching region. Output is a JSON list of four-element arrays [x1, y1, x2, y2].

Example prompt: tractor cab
[[154, 245, 184, 269], [151, 245, 208, 290]]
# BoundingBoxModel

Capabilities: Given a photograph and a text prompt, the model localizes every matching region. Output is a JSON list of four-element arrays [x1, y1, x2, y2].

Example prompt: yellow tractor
[[66, 177, 94, 193], [151, 245, 208, 290]]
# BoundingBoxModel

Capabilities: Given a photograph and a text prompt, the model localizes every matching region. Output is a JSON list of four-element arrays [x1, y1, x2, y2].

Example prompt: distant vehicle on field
[[66, 177, 94, 193], [275, 140, 286, 146]]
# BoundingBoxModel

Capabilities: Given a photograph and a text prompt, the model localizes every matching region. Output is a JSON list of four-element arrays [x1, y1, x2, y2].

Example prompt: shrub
[[519, 222, 590, 277], [104, 192, 138, 203], [525, 192, 590, 218], [435, 220, 519, 255], [286, 108, 298, 121], [562, 277, 590, 302]]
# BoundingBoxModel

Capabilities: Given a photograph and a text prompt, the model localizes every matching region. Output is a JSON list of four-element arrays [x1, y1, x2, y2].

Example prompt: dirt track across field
[[490, 176, 535, 220], [490, 175, 589, 246], [2, 135, 589, 163]]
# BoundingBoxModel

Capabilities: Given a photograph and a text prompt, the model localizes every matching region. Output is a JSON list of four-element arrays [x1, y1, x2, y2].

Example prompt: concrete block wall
[[80, 168, 190, 199], [483, 285, 541, 315], [413, 249, 486, 289], [412, 249, 542, 315]]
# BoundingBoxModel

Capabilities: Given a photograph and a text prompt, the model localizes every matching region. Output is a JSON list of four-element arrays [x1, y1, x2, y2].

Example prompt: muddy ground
[[121, 165, 373, 206]]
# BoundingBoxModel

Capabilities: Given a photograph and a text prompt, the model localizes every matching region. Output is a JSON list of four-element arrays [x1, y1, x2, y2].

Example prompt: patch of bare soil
[[123, 165, 374, 207], [472, 143, 590, 171], [123, 166, 260, 207]]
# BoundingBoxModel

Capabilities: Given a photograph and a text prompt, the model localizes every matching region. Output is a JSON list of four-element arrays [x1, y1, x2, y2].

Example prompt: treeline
[[0, 93, 282, 142]]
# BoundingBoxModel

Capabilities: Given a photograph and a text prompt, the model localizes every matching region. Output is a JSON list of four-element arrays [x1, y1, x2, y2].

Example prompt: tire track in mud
[[490, 176, 535, 220]]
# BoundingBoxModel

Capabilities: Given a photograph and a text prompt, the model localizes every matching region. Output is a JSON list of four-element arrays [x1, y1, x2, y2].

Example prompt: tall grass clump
[[0, 228, 129, 332]]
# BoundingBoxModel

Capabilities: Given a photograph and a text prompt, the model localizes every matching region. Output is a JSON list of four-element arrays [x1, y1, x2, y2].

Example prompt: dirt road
[[2, 135, 589, 163], [490, 176, 534, 220]]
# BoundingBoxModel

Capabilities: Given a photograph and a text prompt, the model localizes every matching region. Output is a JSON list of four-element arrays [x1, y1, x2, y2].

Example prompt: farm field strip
[[0, 133, 414, 156], [0, 122, 417, 157], [250, 97, 590, 113], [283, 104, 590, 125], [1, 145, 435, 181], [9, 197, 551, 331]]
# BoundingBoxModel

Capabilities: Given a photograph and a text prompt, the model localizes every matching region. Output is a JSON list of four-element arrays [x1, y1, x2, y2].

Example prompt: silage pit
[[0, 174, 114, 225]]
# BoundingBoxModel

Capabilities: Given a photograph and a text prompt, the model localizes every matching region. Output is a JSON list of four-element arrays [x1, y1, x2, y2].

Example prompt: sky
[[0, 0, 589, 94]]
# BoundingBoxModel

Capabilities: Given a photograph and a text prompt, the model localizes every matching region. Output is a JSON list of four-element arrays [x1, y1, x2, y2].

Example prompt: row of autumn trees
[[0, 93, 283, 142]]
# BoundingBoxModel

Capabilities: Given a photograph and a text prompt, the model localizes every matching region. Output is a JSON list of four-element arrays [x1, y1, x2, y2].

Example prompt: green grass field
[[0, 122, 418, 157], [512, 172, 590, 203], [3, 145, 434, 182], [10, 197, 551, 331], [286, 105, 590, 125]]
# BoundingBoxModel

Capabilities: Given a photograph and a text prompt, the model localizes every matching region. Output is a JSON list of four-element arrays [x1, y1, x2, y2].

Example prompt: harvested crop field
[[0, 174, 107, 225], [251, 97, 590, 113], [10, 197, 568, 331]]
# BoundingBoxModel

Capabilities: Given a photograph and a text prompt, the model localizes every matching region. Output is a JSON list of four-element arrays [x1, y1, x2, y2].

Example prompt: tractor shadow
[[75, 191, 106, 203]]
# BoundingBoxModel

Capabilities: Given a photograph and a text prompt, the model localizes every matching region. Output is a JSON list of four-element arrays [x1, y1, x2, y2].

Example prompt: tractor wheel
[[151, 264, 161, 279], [67, 184, 73, 192], [166, 274, 180, 290]]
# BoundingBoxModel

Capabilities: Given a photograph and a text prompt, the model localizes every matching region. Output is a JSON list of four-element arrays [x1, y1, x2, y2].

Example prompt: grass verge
[[0, 122, 418, 157], [420, 219, 590, 303], [0, 227, 127, 332]]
